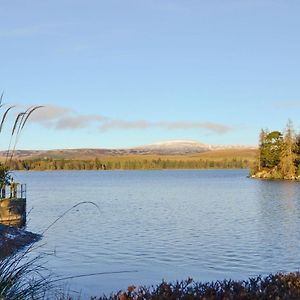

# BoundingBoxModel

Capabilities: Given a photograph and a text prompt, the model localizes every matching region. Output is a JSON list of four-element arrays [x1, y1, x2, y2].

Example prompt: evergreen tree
[[260, 131, 282, 168], [258, 129, 267, 171], [279, 120, 297, 179], [294, 134, 300, 170]]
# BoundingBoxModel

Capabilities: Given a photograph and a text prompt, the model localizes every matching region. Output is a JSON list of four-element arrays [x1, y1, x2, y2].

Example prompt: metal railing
[[0, 183, 26, 200]]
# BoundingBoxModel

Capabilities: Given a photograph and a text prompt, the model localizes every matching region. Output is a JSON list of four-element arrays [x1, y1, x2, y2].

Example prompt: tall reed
[[0, 249, 51, 300], [0, 92, 43, 184]]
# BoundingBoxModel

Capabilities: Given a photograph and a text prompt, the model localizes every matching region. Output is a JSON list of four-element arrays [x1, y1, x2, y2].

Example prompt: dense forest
[[252, 120, 300, 180], [9, 157, 252, 171]]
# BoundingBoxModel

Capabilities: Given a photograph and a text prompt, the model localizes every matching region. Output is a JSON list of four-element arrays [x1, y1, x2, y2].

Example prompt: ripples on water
[[14, 170, 300, 296]]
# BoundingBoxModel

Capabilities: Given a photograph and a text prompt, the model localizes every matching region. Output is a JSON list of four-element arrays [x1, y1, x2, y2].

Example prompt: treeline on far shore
[[8, 157, 254, 171]]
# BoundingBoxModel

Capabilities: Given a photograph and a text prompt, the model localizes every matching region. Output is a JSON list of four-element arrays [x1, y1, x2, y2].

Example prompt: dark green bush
[[92, 273, 300, 300]]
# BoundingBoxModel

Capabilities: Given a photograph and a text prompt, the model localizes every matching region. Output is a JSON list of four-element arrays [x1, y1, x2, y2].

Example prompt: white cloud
[[28, 104, 233, 135], [28, 105, 106, 130], [99, 119, 232, 134], [56, 115, 105, 130]]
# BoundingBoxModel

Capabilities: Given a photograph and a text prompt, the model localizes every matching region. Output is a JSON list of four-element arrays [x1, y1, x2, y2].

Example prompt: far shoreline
[[12, 168, 250, 172]]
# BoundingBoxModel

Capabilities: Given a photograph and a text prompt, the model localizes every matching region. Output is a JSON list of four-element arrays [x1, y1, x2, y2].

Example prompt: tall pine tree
[[258, 129, 267, 171], [279, 120, 297, 179]]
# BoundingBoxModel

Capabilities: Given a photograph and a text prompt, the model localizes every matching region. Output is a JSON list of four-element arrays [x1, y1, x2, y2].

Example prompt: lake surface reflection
[[14, 170, 300, 297]]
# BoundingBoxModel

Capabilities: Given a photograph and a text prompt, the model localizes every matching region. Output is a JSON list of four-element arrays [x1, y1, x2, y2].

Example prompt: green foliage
[[260, 131, 283, 168], [294, 134, 300, 166], [0, 163, 11, 187]]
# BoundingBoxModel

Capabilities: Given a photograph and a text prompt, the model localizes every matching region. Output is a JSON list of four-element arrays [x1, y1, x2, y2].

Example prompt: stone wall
[[0, 198, 26, 227]]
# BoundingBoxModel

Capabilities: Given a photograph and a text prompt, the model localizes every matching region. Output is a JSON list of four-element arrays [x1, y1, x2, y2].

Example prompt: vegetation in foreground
[[0, 247, 50, 300], [2, 269, 300, 299], [95, 273, 300, 300], [251, 120, 300, 180]]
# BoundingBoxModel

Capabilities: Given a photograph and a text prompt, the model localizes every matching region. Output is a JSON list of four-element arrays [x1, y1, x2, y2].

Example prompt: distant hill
[[133, 140, 211, 154], [135, 140, 256, 154], [0, 140, 257, 160]]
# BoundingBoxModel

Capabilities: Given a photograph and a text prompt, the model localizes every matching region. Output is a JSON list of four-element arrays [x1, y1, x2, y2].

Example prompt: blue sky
[[0, 0, 300, 150]]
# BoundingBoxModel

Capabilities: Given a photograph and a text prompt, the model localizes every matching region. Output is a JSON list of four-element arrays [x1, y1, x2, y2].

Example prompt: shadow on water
[[257, 179, 300, 224], [255, 179, 300, 272]]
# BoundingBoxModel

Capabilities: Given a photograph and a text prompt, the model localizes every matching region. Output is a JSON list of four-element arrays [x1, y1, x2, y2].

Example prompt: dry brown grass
[[1, 148, 258, 162], [96, 149, 258, 163]]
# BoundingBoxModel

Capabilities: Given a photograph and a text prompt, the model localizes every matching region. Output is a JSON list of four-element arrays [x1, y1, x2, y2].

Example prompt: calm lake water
[[14, 170, 300, 297]]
